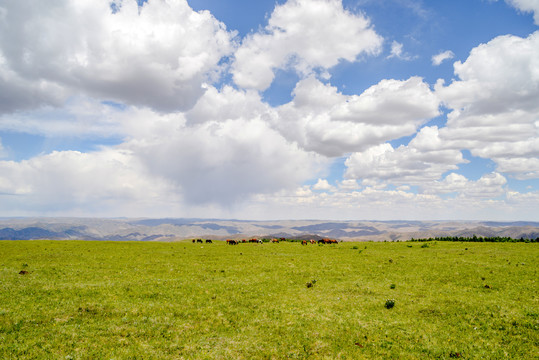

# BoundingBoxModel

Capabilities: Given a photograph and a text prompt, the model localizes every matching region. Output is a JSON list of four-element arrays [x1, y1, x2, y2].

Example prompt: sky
[[0, 0, 538, 221]]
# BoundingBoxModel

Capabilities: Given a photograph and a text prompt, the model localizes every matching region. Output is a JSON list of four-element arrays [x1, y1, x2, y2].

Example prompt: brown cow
[[249, 238, 258, 243], [271, 238, 279, 243], [319, 238, 338, 244], [310, 239, 316, 244], [302, 240, 307, 245], [226, 239, 238, 245]]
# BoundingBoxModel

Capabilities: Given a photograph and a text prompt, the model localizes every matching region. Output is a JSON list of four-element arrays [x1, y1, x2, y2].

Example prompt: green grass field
[[0, 240, 537, 359]]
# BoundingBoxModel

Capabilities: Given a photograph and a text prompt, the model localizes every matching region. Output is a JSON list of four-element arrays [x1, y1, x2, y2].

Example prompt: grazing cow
[[249, 238, 258, 243], [192, 239, 195, 243], [226, 239, 238, 245], [302, 240, 307, 245], [205, 239, 212, 244], [258, 239, 263, 244], [310, 239, 316, 244], [279, 237, 286, 241], [196, 239, 203, 244], [318, 238, 338, 244], [271, 238, 279, 243], [242, 239, 247, 243]]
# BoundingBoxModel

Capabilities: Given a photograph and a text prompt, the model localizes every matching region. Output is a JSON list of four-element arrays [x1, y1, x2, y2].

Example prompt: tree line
[[409, 235, 538, 243]]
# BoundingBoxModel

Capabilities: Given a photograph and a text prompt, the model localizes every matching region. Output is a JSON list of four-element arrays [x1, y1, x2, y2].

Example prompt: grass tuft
[[385, 299, 396, 309]]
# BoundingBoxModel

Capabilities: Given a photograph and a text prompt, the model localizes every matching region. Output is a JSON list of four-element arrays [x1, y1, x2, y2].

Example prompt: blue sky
[[0, 0, 538, 220]]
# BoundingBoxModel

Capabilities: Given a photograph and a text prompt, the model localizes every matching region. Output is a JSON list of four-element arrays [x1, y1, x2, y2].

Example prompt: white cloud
[[312, 179, 335, 191], [240, 182, 534, 221], [0, 111, 325, 214], [431, 50, 455, 66], [0, 1, 536, 220], [505, 0, 539, 24], [0, 0, 235, 113], [506, 189, 539, 208], [339, 179, 360, 190], [120, 88, 327, 204], [0, 96, 195, 147], [275, 76, 440, 156], [231, 0, 383, 90], [437, 32, 539, 113], [387, 41, 414, 60], [436, 31, 539, 179], [0, 79, 327, 211], [388, 41, 404, 59], [0, 148, 179, 216], [0, 97, 128, 137], [185, 85, 269, 125], [425, 172, 507, 198], [344, 126, 466, 184]]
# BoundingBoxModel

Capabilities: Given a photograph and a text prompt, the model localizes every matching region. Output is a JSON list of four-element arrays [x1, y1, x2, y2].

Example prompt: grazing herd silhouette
[[192, 237, 339, 245]]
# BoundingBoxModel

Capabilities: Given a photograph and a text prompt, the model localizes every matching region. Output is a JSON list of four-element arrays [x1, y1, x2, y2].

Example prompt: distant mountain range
[[0, 218, 538, 241]]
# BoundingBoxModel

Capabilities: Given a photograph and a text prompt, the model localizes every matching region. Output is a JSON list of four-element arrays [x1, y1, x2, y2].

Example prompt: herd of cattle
[[192, 238, 338, 245], [192, 239, 213, 243]]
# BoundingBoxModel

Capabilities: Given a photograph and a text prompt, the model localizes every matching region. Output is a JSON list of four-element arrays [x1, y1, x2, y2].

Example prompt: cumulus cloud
[[0, 81, 327, 211], [436, 31, 539, 179], [0, 0, 536, 220], [431, 50, 454, 65], [275, 76, 440, 156], [344, 126, 466, 184], [184, 85, 269, 125], [505, 0, 539, 24], [242, 181, 533, 221], [231, 0, 383, 90], [339, 179, 360, 190], [0, 77, 326, 213], [126, 118, 325, 205], [0, 148, 179, 215], [0, 110, 325, 214], [118, 86, 326, 205], [312, 179, 335, 191], [425, 172, 507, 198], [0, 54, 68, 114], [0, 0, 235, 113]]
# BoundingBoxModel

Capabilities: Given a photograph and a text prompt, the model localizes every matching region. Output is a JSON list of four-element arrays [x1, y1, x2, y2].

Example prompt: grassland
[[0, 240, 537, 359]]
